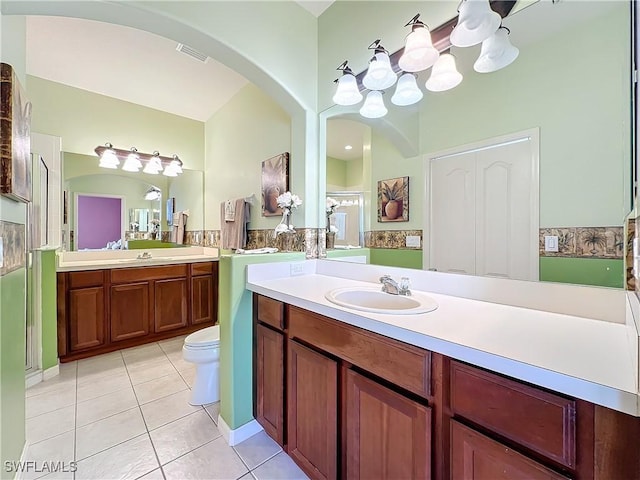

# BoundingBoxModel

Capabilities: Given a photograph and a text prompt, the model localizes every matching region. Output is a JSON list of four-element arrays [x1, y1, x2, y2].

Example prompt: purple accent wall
[[77, 195, 122, 249]]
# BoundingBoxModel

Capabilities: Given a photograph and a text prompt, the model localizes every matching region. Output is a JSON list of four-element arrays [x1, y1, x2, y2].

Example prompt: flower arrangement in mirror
[[326, 197, 340, 249], [274, 191, 302, 236], [150, 219, 160, 240]]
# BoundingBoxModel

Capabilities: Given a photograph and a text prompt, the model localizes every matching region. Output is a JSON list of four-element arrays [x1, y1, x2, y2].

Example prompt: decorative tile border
[[539, 226, 623, 259], [0, 220, 26, 276], [364, 230, 423, 250], [626, 217, 635, 291]]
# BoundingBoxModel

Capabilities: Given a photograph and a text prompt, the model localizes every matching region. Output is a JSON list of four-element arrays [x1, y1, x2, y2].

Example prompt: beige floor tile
[[167, 356, 192, 373], [140, 389, 201, 431], [204, 402, 219, 425], [76, 387, 138, 427], [38, 471, 74, 480], [127, 359, 177, 385], [136, 468, 165, 480], [233, 431, 282, 470], [26, 374, 76, 399], [26, 388, 76, 419], [76, 408, 146, 460], [26, 405, 75, 444], [150, 410, 220, 465], [134, 372, 188, 405], [77, 353, 124, 376], [75, 434, 159, 480], [23, 431, 75, 480], [162, 436, 248, 480], [122, 343, 165, 365], [76, 363, 128, 386], [158, 337, 185, 354], [251, 452, 309, 480], [76, 371, 131, 402]]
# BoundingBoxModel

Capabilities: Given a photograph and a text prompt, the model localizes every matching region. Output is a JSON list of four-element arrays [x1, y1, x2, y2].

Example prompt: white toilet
[[182, 325, 220, 406]]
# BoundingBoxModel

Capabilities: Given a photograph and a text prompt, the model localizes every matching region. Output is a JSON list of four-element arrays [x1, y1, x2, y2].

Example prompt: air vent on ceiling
[[176, 43, 209, 63]]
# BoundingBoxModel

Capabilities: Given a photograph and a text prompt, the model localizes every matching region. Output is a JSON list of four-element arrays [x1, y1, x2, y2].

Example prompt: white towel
[[224, 200, 236, 221]]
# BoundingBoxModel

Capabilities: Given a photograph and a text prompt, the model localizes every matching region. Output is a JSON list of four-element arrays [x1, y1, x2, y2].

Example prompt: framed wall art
[[0, 63, 32, 203], [261, 152, 289, 217], [377, 176, 409, 222]]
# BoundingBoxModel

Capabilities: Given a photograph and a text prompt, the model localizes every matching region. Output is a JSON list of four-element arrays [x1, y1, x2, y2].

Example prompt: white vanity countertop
[[56, 247, 219, 272], [247, 260, 640, 416]]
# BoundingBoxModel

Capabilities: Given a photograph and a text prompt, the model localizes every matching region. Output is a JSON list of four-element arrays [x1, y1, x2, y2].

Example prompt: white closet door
[[475, 139, 535, 280], [429, 153, 476, 275]]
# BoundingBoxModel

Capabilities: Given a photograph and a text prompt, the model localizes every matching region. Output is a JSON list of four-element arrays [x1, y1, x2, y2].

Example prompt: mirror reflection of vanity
[[322, 1, 630, 289], [63, 151, 204, 250]]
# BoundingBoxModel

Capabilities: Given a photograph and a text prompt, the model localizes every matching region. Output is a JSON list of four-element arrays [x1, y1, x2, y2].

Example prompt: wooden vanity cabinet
[[252, 294, 640, 480], [58, 261, 218, 361]]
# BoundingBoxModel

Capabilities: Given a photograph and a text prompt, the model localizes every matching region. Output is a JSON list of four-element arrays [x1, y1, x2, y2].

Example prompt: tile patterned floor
[[25, 336, 309, 480]]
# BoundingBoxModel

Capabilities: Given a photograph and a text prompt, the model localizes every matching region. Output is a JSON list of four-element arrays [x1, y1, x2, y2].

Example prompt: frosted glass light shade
[[474, 27, 519, 73], [122, 152, 142, 172], [359, 91, 388, 118], [450, 0, 501, 48], [425, 54, 463, 92], [391, 73, 423, 106], [98, 149, 119, 169], [362, 52, 397, 91], [398, 26, 439, 73], [143, 156, 163, 175], [333, 73, 363, 106]]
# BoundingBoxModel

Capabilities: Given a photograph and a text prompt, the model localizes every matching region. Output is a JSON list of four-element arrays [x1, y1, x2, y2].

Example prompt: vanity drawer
[[190, 262, 213, 276], [111, 264, 188, 284], [288, 306, 431, 397], [257, 295, 285, 331], [450, 361, 576, 469], [68, 270, 105, 289]]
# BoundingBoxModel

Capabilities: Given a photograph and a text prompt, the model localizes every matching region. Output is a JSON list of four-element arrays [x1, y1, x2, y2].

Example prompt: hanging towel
[[171, 210, 189, 244], [224, 200, 236, 221], [221, 199, 250, 250]]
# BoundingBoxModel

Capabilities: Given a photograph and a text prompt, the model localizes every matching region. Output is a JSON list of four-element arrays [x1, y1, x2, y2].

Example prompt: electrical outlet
[[290, 262, 305, 276], [406, 235, 421, 248], [544, 235, 559, 252]]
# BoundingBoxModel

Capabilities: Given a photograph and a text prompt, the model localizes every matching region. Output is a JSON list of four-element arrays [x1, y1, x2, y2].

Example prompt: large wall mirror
[[63, 152, 204, 250], [322, 1, 631, 288]]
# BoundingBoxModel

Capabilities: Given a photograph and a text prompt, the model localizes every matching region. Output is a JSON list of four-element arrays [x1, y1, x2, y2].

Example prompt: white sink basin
[[325, 287, 438, 315]]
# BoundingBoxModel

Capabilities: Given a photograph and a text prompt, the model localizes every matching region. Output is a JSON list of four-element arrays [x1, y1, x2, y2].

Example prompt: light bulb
[[333, 72, 363, 106], [474, 27, 519, 73], [426, 54, 463, 92], [398, 25, 439, 73], [362, 52, 397, 91], [450, 0, 501, 48], [122, 149, 142, 172], [359, 91, 388, 119], [98, 148, 119, 169], [391, 73, 423, 106]]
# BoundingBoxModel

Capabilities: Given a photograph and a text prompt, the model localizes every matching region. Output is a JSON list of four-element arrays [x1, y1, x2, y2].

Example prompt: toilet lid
[[185, 325, 220, 348]]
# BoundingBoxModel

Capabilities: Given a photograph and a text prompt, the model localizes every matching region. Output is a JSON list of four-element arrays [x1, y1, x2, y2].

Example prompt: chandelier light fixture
[[331, 1, 518, 119], [95, 144, 184, 176]]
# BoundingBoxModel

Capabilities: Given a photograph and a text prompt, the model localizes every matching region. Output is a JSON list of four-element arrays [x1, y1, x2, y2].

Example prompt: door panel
[[256, 324, 285, 445]]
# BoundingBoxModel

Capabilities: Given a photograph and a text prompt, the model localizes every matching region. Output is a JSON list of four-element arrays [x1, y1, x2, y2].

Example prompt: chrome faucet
[[136, 251, 152, 259], [379, 275, 411, 296]]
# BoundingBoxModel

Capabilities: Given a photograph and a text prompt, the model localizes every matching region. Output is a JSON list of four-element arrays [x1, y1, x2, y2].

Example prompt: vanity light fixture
[[474, 26, 519, 73], [332, 61, 363, 106], [144, 186, 162, 201], [360, 90, 388, 119], [330, 3, 518, 119], [95, 144, 183, 176], [398, 14, 439, 73], [362, 40, 397, 91], [450, 0, 502, 48], [392, 73, 424, 106], [425, 53, 463, 92]]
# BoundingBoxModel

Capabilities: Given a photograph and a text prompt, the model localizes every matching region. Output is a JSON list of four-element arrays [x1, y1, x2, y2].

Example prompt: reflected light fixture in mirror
[[332, 3, 518, 118], [144, 186, 161, 201], [95, 144, 184, 176]]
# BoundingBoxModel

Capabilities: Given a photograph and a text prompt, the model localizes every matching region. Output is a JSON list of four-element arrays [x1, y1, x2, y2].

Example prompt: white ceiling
[[327, 119, 369, 161], [26, 16, 249, 122], [295, 0, 335, 17]]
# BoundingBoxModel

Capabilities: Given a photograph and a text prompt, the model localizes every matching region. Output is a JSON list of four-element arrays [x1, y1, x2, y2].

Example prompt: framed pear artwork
[[378, 176, 409, 222]]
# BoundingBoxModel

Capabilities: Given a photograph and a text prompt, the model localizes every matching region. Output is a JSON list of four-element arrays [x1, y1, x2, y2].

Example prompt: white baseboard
[[25, 371, 42, 389], [217, 415, 263, 446], [42, 364, 60, 381]]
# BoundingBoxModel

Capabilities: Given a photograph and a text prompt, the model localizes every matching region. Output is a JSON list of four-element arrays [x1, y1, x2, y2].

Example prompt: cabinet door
[[154, 278, 188, 332], [69, 287, 105, 351], [191, 275, 213, 325], [256, 324, 284, 445], [111, 282, 150, 342], [288, 340, 337, 480], [345, 368, 432, 480], [451, 421, 569, 480]]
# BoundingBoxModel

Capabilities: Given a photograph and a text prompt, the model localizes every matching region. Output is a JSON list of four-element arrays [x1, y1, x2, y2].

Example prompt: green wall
[[204, 84, 291, 231], [369, 249, 423, 270], [26, 76, 205, 170], [326, 156, 347, 190], [539, 257, 623, 289]]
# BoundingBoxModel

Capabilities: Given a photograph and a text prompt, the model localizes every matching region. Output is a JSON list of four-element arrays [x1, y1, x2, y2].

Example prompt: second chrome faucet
[[379, 275, 411, 296]]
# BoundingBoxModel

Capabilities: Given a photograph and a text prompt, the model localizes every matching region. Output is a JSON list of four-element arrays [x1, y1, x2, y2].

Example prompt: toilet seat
[[184, 325, 220, 349]]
